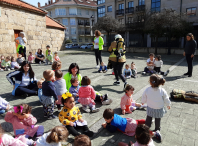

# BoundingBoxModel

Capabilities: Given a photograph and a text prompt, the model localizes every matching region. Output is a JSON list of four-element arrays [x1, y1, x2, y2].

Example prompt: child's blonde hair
[[74, 135, 91, 146], [43, 70, 54, 81], [37, 78, 45, 86], [46, 126, 69, 143]]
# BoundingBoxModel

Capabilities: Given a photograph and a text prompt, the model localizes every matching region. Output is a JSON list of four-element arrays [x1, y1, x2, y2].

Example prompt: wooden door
[[14, 30, 22, 57]]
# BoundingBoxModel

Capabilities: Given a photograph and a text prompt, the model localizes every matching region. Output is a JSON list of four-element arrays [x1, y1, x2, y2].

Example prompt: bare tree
[[92, 15, 121, 46]]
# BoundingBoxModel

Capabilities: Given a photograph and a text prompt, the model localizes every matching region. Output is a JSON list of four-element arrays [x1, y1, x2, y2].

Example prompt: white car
[[65, 43, 80, 49], [80, 43, 93, 49]]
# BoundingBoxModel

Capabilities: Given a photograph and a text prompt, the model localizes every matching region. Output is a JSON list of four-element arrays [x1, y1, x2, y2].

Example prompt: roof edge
[[46, 15, 66, 29]]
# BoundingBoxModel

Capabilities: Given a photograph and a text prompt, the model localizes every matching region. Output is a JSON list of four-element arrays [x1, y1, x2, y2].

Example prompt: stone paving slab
[[1, 49, 197, 146]]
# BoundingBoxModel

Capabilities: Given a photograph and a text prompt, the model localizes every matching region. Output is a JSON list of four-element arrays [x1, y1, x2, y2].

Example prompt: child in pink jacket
[[4, 104, 44, 144], [78, 76, 99, 113], [0, 125, 28, 146]]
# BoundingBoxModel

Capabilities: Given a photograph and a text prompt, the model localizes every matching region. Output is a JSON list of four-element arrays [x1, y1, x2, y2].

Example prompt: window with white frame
[[77, 8, 81, 15], [151, 0, 161, 12], [72, 37, 77, 42], [70, 18, 76, 25], [55, 8, 66, 16], [71, 27, 76, 35], [187, 7, 197, 16], [85, 38, 89, 42], [69, 8, 77, 15], [139, 0, 145, 5], [107, 6, 112, 12], [86, 10, 89, 15], [98, 0, 105, 5], [62, 19, 68, 26], [98, 6, 105, 17]]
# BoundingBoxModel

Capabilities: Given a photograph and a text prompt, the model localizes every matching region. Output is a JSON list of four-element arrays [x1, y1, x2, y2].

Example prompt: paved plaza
[[0, 49, 198, 146]]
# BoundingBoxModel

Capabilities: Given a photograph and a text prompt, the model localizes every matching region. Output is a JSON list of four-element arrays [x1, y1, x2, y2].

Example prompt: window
[[98, 6, 105, 17], [85, 38, 89, 42], [187, 7, 197, 16], [77, 9, 81, 15], [107, 6, 112, 12], [65, 27, 69, 35], [128, 1, 134, 8], [72, 37, 77, 43], [139, 0, 145, 5], [128, 17, 133, 23], [48, 11, 52, 17], [151, 0, 161, 12], [70, 18, 76, 25], [119, 4, 124, 10], [119, 18, 124, 24], [69, 8, 77, 15], [98, 0, 105, 5], [137, 15, 144, 22], [62, 19, 68, 26], [79, 38, 82, 42], [55, 8, 66, 16], [92, 11, 95, 16], [66, 36, 69, 40], [71, 27, 76, 35], [86, 10, 89, 15]]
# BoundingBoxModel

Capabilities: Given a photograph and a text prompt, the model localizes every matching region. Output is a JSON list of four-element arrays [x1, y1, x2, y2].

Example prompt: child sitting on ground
[[52, 60, 62, 71], [59, 92, 94, 137], [98, 62, 107, 73], [28, 52, 35, 64], [54, 70, 67, 110], [121, 85, 146, 115], [118, 125, 155, 146], [142, 74, 171, 142], [54, 52, 60, 61], [131, 62, 137, 78], [78, 76, 100, 113], [123, 64, 132, 79], [74, 135, 91, 146], [42, 70, 58, 119], [154, 55, 169, 76], [0, 55, 5, 71], [142, 53, 155, 75], [4, 104, 44, 145], [0, 96, 11, 114], [37, 78, 45, 103], [11, 56, 20, 70], [16, 54, 24, 66], [46, 45, 51, 57], [36, 126, 69, 146], [0, 125, 28, 146], [1, 56, 11, 71], [102, 108, 161, 138], [45, 50, 53, 65]]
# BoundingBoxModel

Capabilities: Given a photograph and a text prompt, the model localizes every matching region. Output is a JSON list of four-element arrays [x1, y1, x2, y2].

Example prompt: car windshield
[[67, 44, 72, 46]]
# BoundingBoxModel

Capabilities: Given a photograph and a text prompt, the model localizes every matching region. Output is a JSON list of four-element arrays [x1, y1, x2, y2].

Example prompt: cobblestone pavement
[[0, 49, 197, 146]]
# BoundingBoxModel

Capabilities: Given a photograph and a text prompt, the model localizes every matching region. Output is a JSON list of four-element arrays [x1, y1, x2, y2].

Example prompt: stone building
[[0, 0, 66, 57], [97, 0, 198, 48], [40, 0, 97, 44]]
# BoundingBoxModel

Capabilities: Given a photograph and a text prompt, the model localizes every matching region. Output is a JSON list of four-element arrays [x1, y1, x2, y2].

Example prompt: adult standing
[[183, 33, 197, 77], [93, 30, 104, 68], [15, 32, 27, 60], [35, 49, 45, 64], [108, 34, 127, 89], [6, 61, 38, 97]]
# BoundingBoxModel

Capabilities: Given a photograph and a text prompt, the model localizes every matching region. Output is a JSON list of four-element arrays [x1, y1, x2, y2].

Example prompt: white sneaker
[[102, 99, 113, 105], [142, 72, 146, 75], [141, 104, 147, 108], [126, 76, 131, 79], [164, 70, 170, 76], [39, 61, 41, 64], [91, 108, 100, 113], [11, 68, 14, 70], [82, 107, 90, 113], [0, 69, 4, 72], [95, 65, 99, 69]]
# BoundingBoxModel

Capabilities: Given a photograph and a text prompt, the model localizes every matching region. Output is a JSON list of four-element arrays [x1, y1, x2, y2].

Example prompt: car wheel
[[85, 47, 87, 49]]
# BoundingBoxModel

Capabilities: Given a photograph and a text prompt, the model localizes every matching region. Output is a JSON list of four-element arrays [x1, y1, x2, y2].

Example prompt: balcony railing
[[116, 9, 124, 15], [136, 5, 145, 12], [125, 7, 134, 14], [78, 31, 85, 35], [78, 21, 84, 25], [126, 21, 145, 28], [84, 22, 90, 26], [85, 31, 91, 35]]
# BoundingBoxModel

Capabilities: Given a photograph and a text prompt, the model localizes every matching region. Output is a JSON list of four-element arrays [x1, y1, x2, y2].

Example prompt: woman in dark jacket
[[183, 33, 197, 77], [6, 61, 38, 97], [35, 49, 45, 64]]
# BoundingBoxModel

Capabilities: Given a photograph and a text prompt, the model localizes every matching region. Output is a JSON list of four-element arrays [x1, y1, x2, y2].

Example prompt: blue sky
[[23, 0, 47, 7]]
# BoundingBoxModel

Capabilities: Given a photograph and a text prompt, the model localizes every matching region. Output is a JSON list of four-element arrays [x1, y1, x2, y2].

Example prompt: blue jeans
[[0, 109, 6, 114]]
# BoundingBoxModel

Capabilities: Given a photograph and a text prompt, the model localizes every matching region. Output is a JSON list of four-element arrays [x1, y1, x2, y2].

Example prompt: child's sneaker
[[82, 106, 90, 113], [39, 61, 41, 64], [48, 115, 57, 119], [113, 81, 120, 86], [155, 130, 162, 142], [102, 99, 113, 105], [91, 107, 100, 113], [11, 68, 14, 70], [142, 72, 146, 75], [99, 71, 102, 73], [0, 69, 4, 72], [141, 104, 147, 108], [126, 76, 131, 79], [103, 70, 107, 73], [164, 70, 170, 76]]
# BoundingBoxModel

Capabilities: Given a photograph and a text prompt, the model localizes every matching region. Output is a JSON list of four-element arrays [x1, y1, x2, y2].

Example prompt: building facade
[[0, 0, 66, 57], [40, 0, 97, 44], [97, 0, 198, 48]]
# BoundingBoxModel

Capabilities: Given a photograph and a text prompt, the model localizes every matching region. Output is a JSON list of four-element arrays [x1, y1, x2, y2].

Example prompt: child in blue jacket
[[98, 62, 107, 73]]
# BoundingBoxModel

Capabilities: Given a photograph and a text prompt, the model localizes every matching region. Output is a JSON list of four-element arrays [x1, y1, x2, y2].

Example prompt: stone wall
[[0, 5, 65, 58]]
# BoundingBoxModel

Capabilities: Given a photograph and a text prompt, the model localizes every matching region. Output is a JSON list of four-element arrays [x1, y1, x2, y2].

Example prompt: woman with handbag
[[6, 61, 38, 97]]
